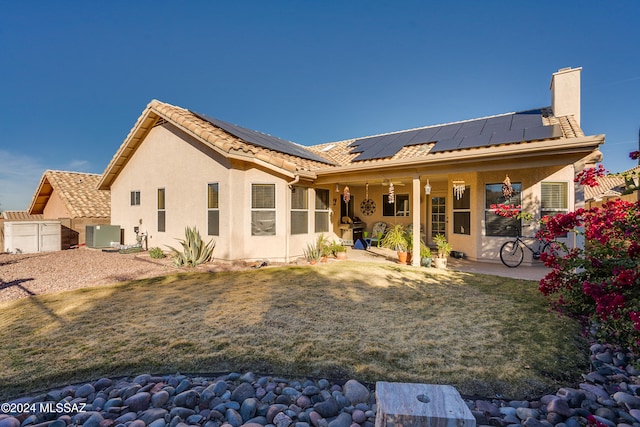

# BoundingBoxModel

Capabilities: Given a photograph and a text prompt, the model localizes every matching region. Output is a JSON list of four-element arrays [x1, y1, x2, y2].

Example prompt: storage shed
[[3, 220, 61, 254]]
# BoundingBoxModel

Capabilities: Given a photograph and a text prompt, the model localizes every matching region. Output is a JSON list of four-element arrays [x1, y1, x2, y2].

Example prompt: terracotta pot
[[397, 251, 408, 264], [336, 252, 347, 260]]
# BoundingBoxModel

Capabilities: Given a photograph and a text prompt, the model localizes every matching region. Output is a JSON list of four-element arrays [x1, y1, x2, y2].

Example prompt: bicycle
[[499, 234, 555, 268]]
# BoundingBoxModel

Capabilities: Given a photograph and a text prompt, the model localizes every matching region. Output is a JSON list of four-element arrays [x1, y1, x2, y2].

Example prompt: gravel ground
[[0, 248, 251, 303]]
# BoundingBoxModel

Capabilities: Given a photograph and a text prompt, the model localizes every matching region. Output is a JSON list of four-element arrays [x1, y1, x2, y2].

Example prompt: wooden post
[[375, 382, 476, 427]]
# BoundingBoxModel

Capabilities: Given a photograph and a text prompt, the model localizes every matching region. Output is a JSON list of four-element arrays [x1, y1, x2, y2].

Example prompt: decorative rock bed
[[1, 343, 639, 427]]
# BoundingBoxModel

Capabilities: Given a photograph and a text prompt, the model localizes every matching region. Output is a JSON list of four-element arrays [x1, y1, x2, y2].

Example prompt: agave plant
[[166, 226, 215, 267]]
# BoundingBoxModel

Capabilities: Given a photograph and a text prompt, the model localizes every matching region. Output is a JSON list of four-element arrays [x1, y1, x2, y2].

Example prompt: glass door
[[431, 196, 446, 241]]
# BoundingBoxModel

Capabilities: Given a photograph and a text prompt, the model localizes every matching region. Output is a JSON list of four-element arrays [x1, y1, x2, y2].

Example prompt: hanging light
[[424, 179, 431, 195], [388, 182, 395, 203], [335, 184, 340, 193], [452, 180, 466, 200], [365, 182, 369, 199]]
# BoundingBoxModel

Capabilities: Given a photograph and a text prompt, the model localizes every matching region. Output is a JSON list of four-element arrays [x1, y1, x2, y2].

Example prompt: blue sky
[[1, 1, 639, 211]]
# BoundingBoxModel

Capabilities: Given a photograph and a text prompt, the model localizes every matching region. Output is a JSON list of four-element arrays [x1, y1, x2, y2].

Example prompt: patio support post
[[412, 176, 421, 266]]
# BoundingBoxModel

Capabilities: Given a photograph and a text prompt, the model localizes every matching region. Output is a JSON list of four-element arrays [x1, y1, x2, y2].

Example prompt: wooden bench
[[375, 382, 476, 427]]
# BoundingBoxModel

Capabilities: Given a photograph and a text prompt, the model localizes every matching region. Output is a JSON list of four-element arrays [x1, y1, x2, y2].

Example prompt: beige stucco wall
[[109, 124, 336, 262], [42, 191, 71, 219]]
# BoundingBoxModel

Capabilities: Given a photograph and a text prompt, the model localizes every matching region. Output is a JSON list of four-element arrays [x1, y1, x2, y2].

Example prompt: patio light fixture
[[424, 180, 431, 195]]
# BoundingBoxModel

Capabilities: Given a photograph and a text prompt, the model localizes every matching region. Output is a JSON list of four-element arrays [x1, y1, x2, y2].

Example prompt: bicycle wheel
[[500, 241, 524, 267]]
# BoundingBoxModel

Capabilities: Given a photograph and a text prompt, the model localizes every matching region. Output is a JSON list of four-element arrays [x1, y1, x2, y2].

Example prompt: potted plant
[[303, 241, 322, 264], [405, 229, 414, 265], [420, 242, 432, 268], [433, 234, 452, 269], [381, 224, 408, 264], [317, 234, 332, 262], [330, 241, 348, 259]]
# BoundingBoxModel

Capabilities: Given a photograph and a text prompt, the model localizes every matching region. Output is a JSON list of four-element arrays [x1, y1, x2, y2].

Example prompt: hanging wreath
[[343, 186, 350, 204], [502, 175, 514, 200]]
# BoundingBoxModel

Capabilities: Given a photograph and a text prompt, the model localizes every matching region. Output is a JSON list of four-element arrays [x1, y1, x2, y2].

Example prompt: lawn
[[0, 261, 588, 400]]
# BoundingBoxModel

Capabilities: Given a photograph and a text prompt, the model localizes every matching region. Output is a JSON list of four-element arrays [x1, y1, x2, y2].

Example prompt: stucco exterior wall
[[42, 191, 71, 219], [109, 124, 333, 262]]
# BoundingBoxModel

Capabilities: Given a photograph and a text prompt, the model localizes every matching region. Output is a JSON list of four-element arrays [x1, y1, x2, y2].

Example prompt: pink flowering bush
[[574, 164, 608, 187], [538, 196, 640, 351]]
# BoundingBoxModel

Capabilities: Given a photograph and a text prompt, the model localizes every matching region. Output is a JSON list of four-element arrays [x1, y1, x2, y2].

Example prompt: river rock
[[274, 412, 293, 427], [232, 383, 256, 403], [139, 408, 168, 425], [125, 392, 151, 412], [0, 418, 20, 427], [343, 381, 369, 405], [328, 413, 352, 427], [314, 398, 340, 418], [547, 398, 572, 417], [76, 383, 96, 399]]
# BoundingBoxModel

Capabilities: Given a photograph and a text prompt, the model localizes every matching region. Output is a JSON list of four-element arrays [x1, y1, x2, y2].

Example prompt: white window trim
[[251, 183, 276, 236]]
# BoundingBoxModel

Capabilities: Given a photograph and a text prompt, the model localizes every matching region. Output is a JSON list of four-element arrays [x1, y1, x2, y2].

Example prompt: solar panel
[[490, 129, 525, 145], [192, 112, 332, 164], [456, 133, 493, 150], [510, 109, 543, 129], [429, 137, 463, 153], [406, 127, 440, 145], [347, 108, 561, 161], [524, 125, 560, 141], [431, 123, 462, 140], [455, 119, 486, 137]]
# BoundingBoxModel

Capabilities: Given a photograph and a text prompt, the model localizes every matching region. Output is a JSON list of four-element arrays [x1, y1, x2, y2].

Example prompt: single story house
[[28, 170, 111, 248], [98, 67, 604, 265]]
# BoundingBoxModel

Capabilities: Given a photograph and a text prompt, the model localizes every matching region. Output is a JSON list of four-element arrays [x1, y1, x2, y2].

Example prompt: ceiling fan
[[381, 179, 406, 186]]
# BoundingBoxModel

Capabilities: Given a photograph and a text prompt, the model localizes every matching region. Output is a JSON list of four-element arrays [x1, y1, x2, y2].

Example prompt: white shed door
[[39, 222, 61, 252], [7, 223, 39, 253]]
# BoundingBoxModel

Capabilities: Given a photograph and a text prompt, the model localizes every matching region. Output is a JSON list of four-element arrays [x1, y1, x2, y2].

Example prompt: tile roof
[[1, 211, 44, 221], [29, 171, 110, 218], [99, 99, 599, 189]]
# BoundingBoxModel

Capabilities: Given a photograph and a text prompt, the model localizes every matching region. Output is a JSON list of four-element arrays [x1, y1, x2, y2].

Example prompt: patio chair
[[366, 221, 388, 248]]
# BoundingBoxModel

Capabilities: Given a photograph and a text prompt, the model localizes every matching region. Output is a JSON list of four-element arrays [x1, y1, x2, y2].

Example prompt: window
[[251, 184, 276, 236], [382, 194, 409, 217], [130, 191, 140, 206], [157, 188, 165, 232], [485, 182, 522, 237], [315, 189, 330, 233], [291, 186, 308, 235], [207, 183, 219, 236], [452, 186, 470, 235], [541, 182, 569, 237]]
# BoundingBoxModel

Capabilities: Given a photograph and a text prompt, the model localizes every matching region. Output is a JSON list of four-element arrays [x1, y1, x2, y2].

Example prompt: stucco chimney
[[550, 67, 582, 126]]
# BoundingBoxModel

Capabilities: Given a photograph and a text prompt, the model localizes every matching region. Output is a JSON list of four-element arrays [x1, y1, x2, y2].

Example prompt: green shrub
[[149, 247, 166, 259], [166, 227, 215, 267]]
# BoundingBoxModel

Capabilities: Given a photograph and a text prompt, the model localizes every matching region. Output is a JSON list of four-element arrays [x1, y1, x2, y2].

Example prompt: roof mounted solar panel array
[[191, 112, 332, 164], [349, 108, 564, 160]]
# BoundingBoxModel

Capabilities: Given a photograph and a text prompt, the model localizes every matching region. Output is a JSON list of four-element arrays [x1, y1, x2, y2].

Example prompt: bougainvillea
[[538, 194, 640, 350], [573, 164, 608, 187], [630, 151, 640, 160]]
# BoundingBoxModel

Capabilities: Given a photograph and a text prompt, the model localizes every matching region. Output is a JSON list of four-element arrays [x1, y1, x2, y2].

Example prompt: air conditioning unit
[[86, 225, 121, 249]]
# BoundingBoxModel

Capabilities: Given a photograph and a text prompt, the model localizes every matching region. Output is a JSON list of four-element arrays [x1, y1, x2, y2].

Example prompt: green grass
[[0, 261, 588, 400]]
